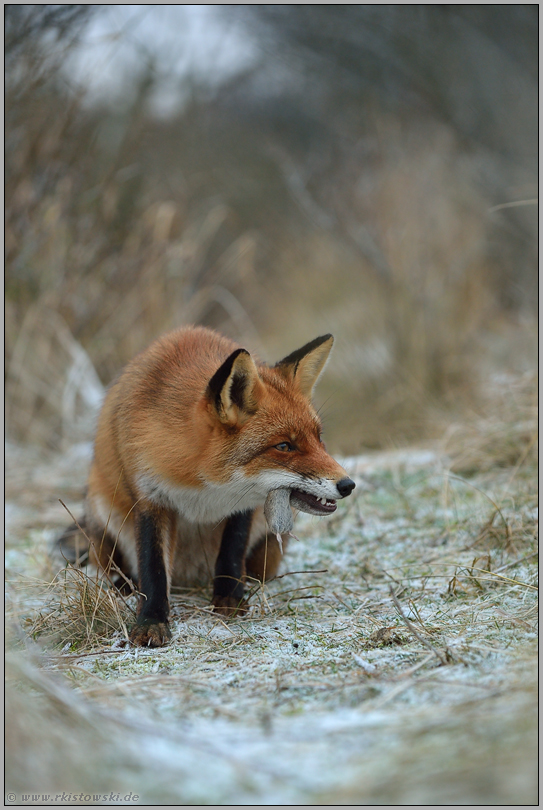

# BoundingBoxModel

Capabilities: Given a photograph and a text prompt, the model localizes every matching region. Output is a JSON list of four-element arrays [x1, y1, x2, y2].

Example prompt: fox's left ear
[[207, 348, 263, 425], [275, 334, 334, 397]]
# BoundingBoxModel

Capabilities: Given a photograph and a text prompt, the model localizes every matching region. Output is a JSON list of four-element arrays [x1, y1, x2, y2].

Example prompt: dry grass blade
[[389, 587, 448, 665], [27, 565, 133, 651], [58, 497, 138, 604]]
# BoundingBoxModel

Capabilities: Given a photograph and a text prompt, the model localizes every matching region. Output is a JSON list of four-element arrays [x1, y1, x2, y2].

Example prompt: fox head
[[204, 334, 355, 515]]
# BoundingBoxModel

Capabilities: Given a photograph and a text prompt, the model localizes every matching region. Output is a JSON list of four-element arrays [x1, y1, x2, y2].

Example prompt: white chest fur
[[136, 469, 300, 524]]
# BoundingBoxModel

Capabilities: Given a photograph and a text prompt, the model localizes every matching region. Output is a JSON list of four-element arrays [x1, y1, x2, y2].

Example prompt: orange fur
[[60, 326, 354, 645]]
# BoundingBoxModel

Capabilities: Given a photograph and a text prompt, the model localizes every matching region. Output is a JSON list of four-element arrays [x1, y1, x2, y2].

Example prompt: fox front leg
[[130, 509, 174, 647], [212, 509, 254, 617]]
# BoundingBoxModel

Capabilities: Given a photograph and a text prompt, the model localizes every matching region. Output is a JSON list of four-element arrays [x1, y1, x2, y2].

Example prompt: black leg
[[130, 510, 172, 647], [212, 509, 254, 616]]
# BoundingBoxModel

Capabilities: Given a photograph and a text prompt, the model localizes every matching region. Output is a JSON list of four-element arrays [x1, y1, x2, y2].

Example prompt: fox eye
[[274, 441, 295, 452]]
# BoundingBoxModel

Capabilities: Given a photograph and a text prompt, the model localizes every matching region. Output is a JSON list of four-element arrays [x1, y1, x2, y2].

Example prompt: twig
[[389, 587, 448, 666], [269, 568, 328, 582], [496, 552, 539, 573], [271, 584, 325, 599], [488, 198, 538, 213]]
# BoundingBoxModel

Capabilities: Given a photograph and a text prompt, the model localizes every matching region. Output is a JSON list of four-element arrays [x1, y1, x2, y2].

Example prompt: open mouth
[[290, 489, 337, 516]]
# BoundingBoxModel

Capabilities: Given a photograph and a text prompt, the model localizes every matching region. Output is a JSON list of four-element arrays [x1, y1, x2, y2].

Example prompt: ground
[[5, 438, 538, 806]]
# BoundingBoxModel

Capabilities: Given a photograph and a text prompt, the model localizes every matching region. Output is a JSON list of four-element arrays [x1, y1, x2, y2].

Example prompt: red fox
[[58, 326, 355, 646]]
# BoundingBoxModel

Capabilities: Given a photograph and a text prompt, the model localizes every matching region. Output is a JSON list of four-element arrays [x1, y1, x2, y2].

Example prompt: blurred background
[[5, 5, 538, 454]]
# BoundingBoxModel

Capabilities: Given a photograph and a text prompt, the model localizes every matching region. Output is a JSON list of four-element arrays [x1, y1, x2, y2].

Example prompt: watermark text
[[6, 793, 140, 804]]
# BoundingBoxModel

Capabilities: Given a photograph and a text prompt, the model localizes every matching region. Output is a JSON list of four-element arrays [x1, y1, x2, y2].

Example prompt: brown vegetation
[[5, 7, 537, 452]]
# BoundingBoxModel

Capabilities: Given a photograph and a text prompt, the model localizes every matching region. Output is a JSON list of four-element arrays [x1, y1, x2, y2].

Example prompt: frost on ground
[[5, 441, 538, 805]]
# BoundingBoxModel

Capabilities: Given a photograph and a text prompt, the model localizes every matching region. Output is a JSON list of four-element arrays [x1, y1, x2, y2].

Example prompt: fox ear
[[275, 334, 334, 397], [207, 348, 263, 425]]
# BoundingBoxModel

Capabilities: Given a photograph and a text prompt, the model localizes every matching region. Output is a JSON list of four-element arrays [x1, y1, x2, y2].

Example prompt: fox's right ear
[[275, 334, 334, 398], [206, 349, 263, 425]]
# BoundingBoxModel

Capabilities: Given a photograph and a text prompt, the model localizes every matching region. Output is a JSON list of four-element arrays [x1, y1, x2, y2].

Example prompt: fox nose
[[336, 477, 356, 498]]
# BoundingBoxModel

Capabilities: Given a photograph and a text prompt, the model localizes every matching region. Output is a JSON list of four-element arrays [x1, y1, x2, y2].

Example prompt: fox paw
[[212, 595, 248, 618], [129, 619, 172, 647]]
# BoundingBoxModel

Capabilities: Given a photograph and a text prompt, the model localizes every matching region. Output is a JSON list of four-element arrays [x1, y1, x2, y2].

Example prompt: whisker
[[316, 391, 338, 417]]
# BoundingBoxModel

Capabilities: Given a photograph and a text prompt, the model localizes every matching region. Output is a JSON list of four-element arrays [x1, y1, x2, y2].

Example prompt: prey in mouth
[[263, 477, 355, 550]]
